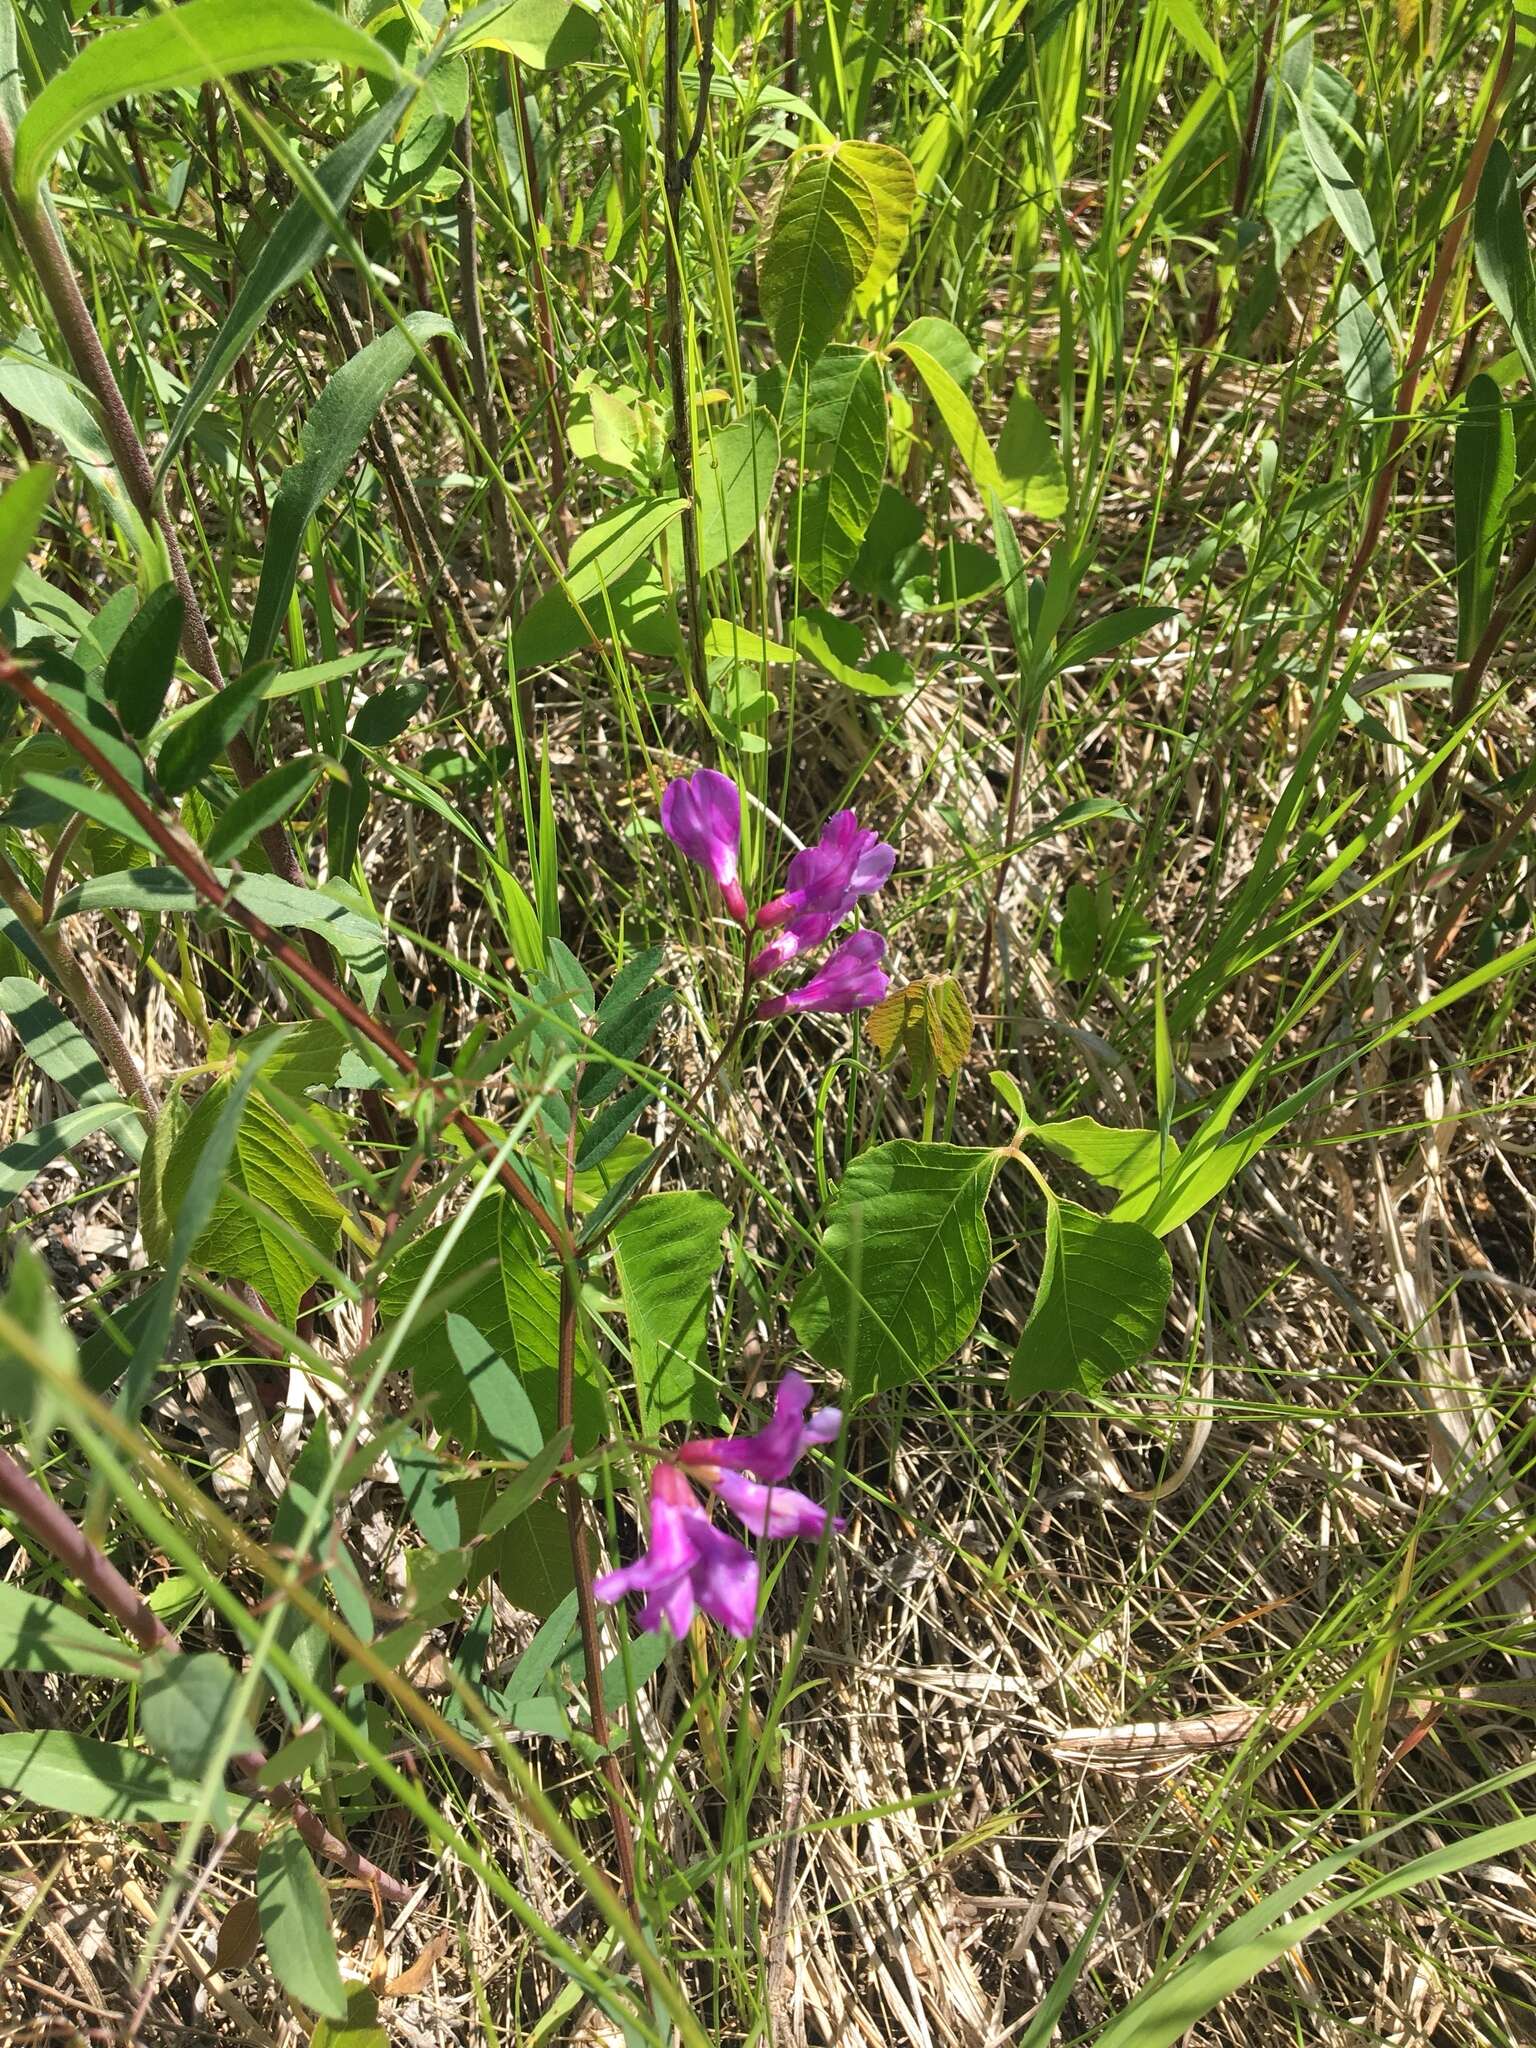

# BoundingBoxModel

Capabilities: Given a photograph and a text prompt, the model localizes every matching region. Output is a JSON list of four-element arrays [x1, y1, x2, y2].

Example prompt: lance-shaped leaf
[[246, 312, 456, 666], [12, 0, 403, 204], [1453, 374, 1513, 662], [1474, 140, 1536, 388]]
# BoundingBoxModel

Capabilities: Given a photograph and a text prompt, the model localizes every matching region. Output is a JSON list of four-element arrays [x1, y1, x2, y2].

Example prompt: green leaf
[[610, 1192, 728, 1432], [12, 0, 402, 205], [1050, 605, 1177, 677], [246, 313, 456, 668], [1474, 139, 1536, 387], [447, 0, 599, 67], [1055, 879, 1098, 979], [0, 1580, 138, 1678], [0, 462, 54, 609], [155, 660, 279, 796], [865, 975, 974, 1093], [1453, 373, 1514, 663], [19, 771, 161, 857], [205, 756, 324, 866], [394, 1431, 461, 1551], [157, 85, 422, 486], [1335, 280, 1394, 425], [445, 1311, 543, 1460], [0, 338, 151, 556], [56, 867, 388, 1007], [309, 1985, 390, 2048], [757, 146, 880, 366], [789, 604, 913, 694], [0, 1730, 212, 1823], [791, 350, 885, 597], [578, 947, 667, 1106], [888, 317, 981, 386], [468, 1489, 574, 1618], [159, 1078, 344, 1326], [892, 329, 1009, 501], [103, 583, 185, 741], [1024, 1116, 1176, 1210], [696, 410, 780, 575], [842, 140, 917, 304], [1287, 81, 1388, 303], [995, 385, 1069, 518], [0, 975, 118, 1108], [139, 1649, 246, 1780], [511, 496, 687, 671], [788, 478, 862, 602], [789, 1141, 1001, 1401], [256, 1831, 347, 2021], [0, 1102, 144, 1211], [1008, 1197, 1171, 1398], [379, 1192, 601, 1448]]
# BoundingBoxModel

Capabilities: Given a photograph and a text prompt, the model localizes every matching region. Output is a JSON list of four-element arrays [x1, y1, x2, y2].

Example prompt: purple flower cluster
[[660, 767, 894, 1018], [595, 1371, 844, 1639]]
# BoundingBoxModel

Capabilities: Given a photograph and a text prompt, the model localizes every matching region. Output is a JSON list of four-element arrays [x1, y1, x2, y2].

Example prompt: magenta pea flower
[[682, 1368, 841, 1482], [594, 1463, 760, 1638], [748, 909, 836, 979], [754, 930, 888, 1020], [596, 1371, 845, 1641], [661, 768, 749, 924], [757, 811, 895, 930]]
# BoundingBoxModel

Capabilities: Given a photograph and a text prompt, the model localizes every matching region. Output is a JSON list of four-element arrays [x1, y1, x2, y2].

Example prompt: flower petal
[[715, 1472, 844, 1540]]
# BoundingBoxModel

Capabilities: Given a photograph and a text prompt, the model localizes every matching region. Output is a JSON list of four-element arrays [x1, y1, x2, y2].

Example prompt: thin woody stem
[[0, 642, 571, 1262], [0, 110, 315, 924], [0, 1444, 407, 1899]]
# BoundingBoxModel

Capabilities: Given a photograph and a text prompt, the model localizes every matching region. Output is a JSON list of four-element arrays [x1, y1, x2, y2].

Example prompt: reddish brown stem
[[1332, 17, 1517, 636], [0, 642, 569, 1261], [0, 110, 313, 925], [0, 1445, 407, 1899], [1172, 2, 1277, 486]]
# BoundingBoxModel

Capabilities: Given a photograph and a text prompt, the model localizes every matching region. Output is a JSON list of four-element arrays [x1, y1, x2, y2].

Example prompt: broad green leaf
[[472, 1490, 574, 1618], [843, 140, 918, 304], [12, 0, 401, 205], [257, 1831, 347, 2021], [702, 620, 798, 666], [1050, 605, 1177, 677], [888, 317, 981, 386], [794, 350, 885, 596], [56, 868, 388, 1007], [1287, 82, 1388, 303], [788, 478, 862, 602], [0, 975, 118, 1108], [1024, 1115, 1176, 1210], [379, 1192, 601, 1448], [1474, 140, 1536, 388], [696, 410, 779, 575], [447, 0, 599, 66], [892, 330, 1008, 500], [1335, 280, 1394, 424], [1008, 1197, 1171, 1398], [140, 1649, 246, 1781], [103, 583, 184, 741], [19, 771, 161, 857], [790, 605, 914, 694], [0, 1102, 143, 1210], [445, 1311, 543, 1460], [995, 385, 1068, 518], [0, 1581, 138, 1678], [0, 1730, 212, 1823], [0, 1244, 76, 1429], [511, 496, 687, 670], [310, 1986, 390, 2048], [790, 1141, 1001, 1400], [610, 1191, 728, 1431], [205, 756, 325, 866], [246, 313, 455, 667], [158, 85, 422, 485], [1453, 373, 1514, 662], [155, 660, 279, 796], [758, 146, 880, 366], [159, 1079, 345, 1326], [0, 462, 54, 608], [0, 336, 151, 555]]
